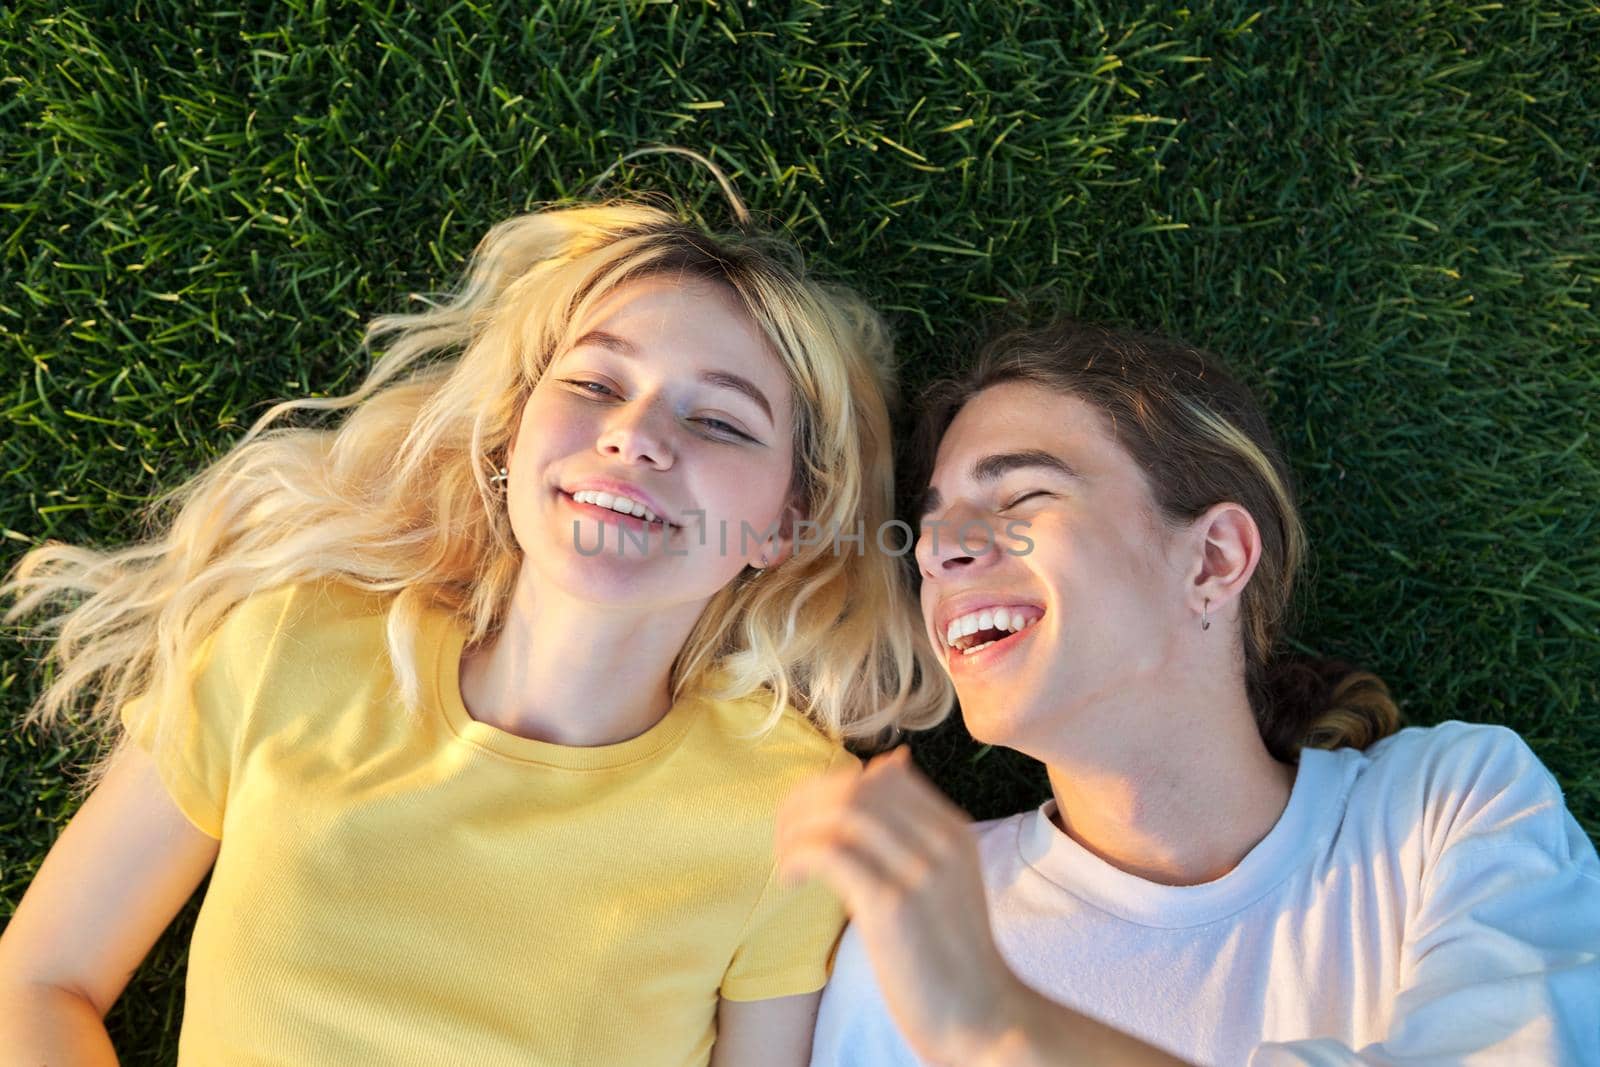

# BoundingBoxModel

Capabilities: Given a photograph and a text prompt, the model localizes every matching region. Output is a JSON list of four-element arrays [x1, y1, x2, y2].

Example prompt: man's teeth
[[944, 607, 1041, 649], [571, 489, 661, 524]]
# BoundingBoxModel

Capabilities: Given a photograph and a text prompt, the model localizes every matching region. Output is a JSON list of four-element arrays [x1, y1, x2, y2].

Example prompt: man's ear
[[1186, 502, 1262, 621]]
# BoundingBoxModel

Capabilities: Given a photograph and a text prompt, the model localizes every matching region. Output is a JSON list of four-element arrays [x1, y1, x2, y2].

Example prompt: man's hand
[[775, 747, 1030, 1067]]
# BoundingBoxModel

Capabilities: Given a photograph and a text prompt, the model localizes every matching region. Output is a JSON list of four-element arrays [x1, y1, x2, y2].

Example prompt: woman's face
[[915, 381, 1192, 749], [505, 274, 797, 611]]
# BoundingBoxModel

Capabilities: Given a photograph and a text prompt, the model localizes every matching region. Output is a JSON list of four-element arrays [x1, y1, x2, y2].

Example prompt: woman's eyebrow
[[920, 450, 1080, 515], [572, 329, 635, 354], [699, 371, 773, 424], [571, 330, 774, 424]]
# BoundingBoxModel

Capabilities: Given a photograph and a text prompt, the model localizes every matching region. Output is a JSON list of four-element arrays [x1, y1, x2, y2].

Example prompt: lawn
[[3, 0, 1597, 1057]]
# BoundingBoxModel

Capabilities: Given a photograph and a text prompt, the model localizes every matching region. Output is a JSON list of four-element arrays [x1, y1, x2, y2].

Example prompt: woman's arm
[[0, 741, 219, 1063], [709, 991, 823, 1067]]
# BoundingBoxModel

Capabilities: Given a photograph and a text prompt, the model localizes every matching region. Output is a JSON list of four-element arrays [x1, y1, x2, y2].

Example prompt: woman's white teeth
[[572, 490, 660, 524]]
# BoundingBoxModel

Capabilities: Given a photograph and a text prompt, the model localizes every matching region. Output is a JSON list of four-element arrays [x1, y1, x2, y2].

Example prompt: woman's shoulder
[[175, 579, 403, 708], [209, 578, 391, 650], [692, 682, 856, 779]]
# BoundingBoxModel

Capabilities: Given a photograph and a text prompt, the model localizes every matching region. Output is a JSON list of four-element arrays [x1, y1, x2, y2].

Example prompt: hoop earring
[[1201, 598, 1211, 631]]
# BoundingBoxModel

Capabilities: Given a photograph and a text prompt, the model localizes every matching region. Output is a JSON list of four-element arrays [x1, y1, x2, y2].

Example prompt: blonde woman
[[0, 201, 950, 1065], [783, 319, 1600, 1066]]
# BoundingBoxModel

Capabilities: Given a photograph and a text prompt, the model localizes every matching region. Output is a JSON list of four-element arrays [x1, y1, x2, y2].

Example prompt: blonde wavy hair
[[4, 200, 953, 779]]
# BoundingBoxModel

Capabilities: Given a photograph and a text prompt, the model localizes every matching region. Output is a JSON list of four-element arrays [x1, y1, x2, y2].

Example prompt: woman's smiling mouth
[[559, 489, 679, 536]]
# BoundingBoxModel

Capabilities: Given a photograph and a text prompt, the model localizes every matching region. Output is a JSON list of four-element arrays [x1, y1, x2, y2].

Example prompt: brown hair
[[914, 318, 1399, 761]]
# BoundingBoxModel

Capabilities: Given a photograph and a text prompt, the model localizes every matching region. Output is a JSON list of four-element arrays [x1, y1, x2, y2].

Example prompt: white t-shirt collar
[[1014, 745, 1364, 928]]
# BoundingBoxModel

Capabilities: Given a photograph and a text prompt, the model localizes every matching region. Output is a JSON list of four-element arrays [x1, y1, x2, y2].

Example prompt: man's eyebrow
[[972, 449, 1079, 484], [920, 450, 1080, 516]]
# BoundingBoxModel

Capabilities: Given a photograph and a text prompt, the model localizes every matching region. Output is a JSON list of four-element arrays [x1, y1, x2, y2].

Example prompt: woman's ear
[[505, 390, 532, 466], [1186, 502, 1261, 620], [756, 498, 809, 569]]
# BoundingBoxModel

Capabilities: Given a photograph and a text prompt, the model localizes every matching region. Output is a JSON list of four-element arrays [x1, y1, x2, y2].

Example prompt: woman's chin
[[527, 552, 734, 613], [531, 556, 665, 605]]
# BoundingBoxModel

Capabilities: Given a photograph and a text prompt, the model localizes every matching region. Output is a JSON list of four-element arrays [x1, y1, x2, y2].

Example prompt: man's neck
[[1038, 686, 1296, 886]]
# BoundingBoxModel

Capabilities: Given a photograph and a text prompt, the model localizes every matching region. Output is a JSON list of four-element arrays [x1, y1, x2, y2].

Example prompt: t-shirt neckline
[[428, 607, 699, 769], [1016, 745, 1362, 928]]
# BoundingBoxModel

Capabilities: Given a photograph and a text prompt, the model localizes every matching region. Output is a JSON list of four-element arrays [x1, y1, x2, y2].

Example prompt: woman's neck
[[456, 572, 706, 748], [1038, 681, 1296, 887]]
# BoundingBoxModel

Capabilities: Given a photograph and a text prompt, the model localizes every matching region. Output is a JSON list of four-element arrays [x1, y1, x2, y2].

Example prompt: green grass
[[3, 0, 1597, 1057]]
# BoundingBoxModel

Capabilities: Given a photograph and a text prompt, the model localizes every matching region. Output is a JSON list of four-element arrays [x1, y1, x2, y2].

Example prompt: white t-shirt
[[811, 722, 1600, 1066]]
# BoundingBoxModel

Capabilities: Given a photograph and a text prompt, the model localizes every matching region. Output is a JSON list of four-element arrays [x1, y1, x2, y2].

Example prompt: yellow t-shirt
[[120, 580, 854, 1066]]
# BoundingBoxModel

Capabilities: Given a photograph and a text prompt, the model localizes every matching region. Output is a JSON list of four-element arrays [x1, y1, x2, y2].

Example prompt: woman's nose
[[596, 398, 675, 469]]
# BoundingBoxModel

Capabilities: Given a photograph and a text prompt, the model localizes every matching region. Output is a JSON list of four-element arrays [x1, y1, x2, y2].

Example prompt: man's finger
[[778, 803, 932, 891], [857, 747, 973, 839], [778, 834, 899, 913]]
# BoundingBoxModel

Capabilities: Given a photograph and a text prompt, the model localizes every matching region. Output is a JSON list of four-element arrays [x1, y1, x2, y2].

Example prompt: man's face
[[916, 381, 1189, 750]]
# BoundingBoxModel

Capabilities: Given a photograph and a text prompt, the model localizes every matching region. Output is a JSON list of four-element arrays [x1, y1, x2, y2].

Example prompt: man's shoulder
[[1355, 720, 1558, 810], [1347, 720, 1587, 865], [968, 807, 1036, 876]]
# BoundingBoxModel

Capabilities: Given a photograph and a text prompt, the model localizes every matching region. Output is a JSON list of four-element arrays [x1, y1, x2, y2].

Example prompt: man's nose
[[916, 503, 1005, 579]]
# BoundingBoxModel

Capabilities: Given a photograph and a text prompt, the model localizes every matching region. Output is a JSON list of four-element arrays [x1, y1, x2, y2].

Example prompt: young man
[[780, 320, 1600, 1066]]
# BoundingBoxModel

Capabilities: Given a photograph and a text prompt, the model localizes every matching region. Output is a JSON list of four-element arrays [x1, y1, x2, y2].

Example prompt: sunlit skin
[[917, 382, 1188, 757], [918, 383, 1291, 883], [456, 273, 818, 1062], [778, 381, 1295, 1067], [0, 271, 823, 1067], [458, 275, 799, 749]]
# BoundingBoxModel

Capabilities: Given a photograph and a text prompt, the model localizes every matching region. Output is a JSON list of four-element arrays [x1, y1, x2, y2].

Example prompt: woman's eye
[[562, 378, 619, 399], [694, 416, 755, 442]]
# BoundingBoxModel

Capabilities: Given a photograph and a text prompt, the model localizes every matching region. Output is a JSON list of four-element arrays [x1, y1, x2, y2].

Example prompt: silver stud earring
[[1201, 598, 1211, 631], [489, 464, 509, 489]]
